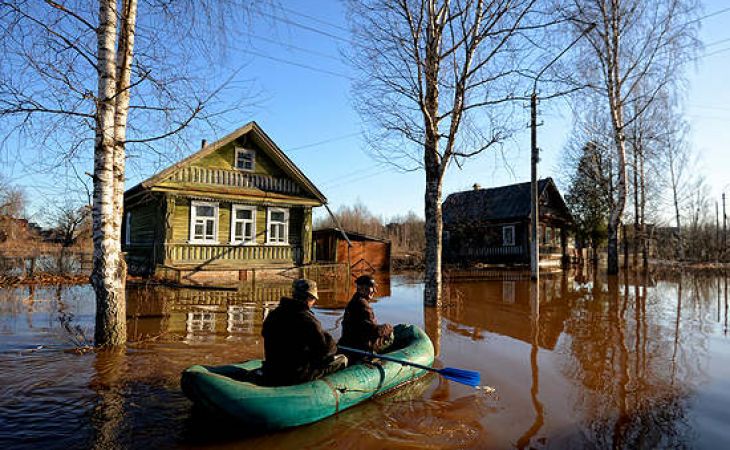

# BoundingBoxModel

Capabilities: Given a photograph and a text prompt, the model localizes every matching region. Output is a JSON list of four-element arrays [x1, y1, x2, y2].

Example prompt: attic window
[[235, 147, 255, 172]]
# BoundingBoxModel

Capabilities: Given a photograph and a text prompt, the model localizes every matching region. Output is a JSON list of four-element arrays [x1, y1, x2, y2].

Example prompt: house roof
[[124, 121, 326, 203], [442, 178, 572, 225]]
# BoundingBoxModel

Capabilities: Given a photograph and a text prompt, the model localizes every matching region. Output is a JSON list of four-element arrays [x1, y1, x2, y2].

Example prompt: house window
[[502, 225, 515, 246], [125, 212, 132, 245], [190, 201, 218, 243], [267, 207, 289, 244], [234, 147, 255, 171], [231, 205, 256, 244]]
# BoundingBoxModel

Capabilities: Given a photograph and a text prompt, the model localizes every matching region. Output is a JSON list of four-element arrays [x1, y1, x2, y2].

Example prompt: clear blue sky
[[3, 0, 729, 224]]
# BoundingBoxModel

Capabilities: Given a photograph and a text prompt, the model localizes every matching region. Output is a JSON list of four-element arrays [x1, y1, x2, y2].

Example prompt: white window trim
[[189, 200, 219, 244], [230, 204, 257, 245], [502, 225, 515, 247], [234, 147, 256, 172], [266, 207, 289, 245], [125, 212, 132, 245]]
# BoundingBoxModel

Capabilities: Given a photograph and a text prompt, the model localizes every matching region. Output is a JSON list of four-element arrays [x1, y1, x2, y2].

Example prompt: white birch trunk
[[92, 0, 126, 346]]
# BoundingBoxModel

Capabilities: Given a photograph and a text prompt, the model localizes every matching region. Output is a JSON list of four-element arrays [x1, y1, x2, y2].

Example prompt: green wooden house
[[122, 122, 326, 284]]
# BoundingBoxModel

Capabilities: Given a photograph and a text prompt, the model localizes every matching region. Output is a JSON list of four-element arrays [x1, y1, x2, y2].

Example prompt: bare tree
[[0, 1, 258, 345], [558, 0, 700, 274], [347, 0, 543, 306], [0, 176, 26, 218]]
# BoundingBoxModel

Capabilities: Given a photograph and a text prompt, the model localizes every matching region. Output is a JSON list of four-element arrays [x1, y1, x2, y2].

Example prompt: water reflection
[[1, 270, 730, 448]]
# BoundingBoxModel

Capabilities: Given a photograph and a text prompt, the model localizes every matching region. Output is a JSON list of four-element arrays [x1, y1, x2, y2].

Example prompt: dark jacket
[[261, 297, 337, 386], [339, 293, 393, 353]]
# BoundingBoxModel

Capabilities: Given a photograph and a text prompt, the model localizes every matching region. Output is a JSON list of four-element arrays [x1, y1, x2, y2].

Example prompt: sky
[[2, 0, 729, 225]]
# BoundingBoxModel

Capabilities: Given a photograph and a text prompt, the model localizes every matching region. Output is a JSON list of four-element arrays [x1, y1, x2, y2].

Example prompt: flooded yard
[[1, 270, 729, 449]]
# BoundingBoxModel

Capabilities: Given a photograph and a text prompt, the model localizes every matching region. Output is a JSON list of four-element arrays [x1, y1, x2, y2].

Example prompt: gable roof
[[125, 121, 326, 203], [442, 178, 572, 225]]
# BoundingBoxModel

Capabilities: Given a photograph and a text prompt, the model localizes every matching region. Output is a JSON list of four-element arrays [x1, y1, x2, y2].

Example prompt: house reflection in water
[[442, 271, 579, 349], [125, 272, 391, 342]]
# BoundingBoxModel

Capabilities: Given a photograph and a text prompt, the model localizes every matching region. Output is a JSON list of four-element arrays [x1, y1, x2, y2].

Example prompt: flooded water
[[1, 269, 729, 449]]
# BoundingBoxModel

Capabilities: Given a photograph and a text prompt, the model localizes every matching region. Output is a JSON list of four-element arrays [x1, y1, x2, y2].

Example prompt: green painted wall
[[169, 196, 309, 247], [196, 137, 286, 177], [127, 198, 162, 244]]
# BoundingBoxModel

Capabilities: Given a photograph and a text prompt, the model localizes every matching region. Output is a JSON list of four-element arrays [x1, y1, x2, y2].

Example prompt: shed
[[313, 228, 391, 271]]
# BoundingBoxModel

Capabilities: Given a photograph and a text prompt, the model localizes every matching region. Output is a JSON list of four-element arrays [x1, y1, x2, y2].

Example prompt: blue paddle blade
[[438, 367, 481, 387]]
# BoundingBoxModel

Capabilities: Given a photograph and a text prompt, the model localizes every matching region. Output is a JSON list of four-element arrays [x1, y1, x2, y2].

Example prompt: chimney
[[201, 139, 207, 149], [473, 183, 481, 190]]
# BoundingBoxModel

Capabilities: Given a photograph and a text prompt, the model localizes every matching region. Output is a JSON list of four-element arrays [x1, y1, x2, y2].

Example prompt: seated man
[[339, 275, 394, 362], [261, 279, 347, 386]]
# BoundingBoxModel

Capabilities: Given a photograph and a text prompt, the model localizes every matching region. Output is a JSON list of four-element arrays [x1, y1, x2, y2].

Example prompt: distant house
[[442, 178, 573, 266], [122, 122, 326, 284], [313, 228, 391, 272]]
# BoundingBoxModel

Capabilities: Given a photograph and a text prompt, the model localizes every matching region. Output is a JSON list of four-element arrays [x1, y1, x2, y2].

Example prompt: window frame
[[125, 211, 132, 245], [230, 204, 257, 245], [502, 225, 515, 247], [189, 200, 219, 244], [234, 147, 256, 172], [266, 207, 289, 245]]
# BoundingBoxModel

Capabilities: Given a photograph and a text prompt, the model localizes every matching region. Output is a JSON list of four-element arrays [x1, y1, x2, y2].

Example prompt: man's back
[[261, 297, 336, 385], [339, 293, 393, 353]]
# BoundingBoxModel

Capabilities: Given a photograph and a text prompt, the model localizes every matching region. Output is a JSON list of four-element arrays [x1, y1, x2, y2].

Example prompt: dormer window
[[235, 147, 255, 172]]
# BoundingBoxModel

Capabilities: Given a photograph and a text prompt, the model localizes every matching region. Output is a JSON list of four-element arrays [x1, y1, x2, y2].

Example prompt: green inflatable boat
[[181, 324, 434, 429]]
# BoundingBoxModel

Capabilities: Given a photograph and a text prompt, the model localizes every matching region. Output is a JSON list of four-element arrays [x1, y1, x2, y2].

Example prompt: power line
[[257, 10, 353, 45], [276, 5, 350, 33], [286, 132, 361, 152], [238, 33, 341, 62], [236, 48, 353, 80], [691, 6, 730, 24]]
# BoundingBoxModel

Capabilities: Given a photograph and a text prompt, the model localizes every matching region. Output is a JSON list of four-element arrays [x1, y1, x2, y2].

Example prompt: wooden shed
[[313, 228, 391, 271]]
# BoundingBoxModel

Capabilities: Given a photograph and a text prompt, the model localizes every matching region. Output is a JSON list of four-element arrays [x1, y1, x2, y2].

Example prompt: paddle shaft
[[338, 346, 434, 373]]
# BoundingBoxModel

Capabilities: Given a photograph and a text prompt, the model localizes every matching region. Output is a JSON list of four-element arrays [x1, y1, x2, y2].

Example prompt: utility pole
[[722, 192, 727, 261], [717, 201, 720, 261], [529, 23, 595, 280], [530, 92, 539, 280]]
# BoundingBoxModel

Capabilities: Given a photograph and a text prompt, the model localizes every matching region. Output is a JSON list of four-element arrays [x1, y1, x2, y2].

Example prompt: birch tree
[[347, 0, 543, 306], [0, 1, 257, 346], [558, 0, 700, 274]]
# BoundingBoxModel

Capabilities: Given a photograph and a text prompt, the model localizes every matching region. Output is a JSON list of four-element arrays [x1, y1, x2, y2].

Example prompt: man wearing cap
[[261, 278, 347, 386], [339, 275, 394, 362]]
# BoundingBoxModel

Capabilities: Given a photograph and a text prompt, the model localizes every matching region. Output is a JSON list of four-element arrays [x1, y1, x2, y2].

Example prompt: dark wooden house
[[122, 122, 326, 284], [313, 228, 391, 272], [442, 178, 573, 266]]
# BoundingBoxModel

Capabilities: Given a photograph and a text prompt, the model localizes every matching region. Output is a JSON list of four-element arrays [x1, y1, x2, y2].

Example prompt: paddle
[[338, 345, 481, 387]]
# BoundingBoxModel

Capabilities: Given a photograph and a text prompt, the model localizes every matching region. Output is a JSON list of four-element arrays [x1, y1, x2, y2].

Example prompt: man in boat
[[339, 274, 394, 362], [261, 278, 347, 386]]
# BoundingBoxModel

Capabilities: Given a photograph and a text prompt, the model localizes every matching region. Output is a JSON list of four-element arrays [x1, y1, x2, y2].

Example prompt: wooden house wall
[[196, 138, 287, 178], [313, 231, 391, 271], [169, 197, 305, 246], [124, 195, 165, 274]]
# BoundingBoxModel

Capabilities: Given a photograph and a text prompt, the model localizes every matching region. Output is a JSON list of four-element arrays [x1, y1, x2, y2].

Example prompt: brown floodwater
[[1, 269, 729, 449]]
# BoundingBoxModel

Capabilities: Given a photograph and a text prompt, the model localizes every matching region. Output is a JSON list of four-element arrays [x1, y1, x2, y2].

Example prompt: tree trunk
[[640, 145, 648, 267], [91, 0, 126, 347], [632, 141, 639, 268], [423, 171, 443, 307]]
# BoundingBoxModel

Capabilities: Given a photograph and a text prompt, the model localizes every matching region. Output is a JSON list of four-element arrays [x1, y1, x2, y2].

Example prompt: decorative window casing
[[231, 205, 256, 244], [234, 147, 255, 171], [502, 225, 515, 246], [189, 201, 219, 243], [266, 207, 289, 245], [125, 212, 132, 245]]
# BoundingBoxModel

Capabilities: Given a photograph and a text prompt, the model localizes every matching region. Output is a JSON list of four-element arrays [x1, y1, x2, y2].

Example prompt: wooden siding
[[313, 230, 391, 271], [162, 196, 310, 267], [127, 199, 162, 244], [196, 137, 287, 177]]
